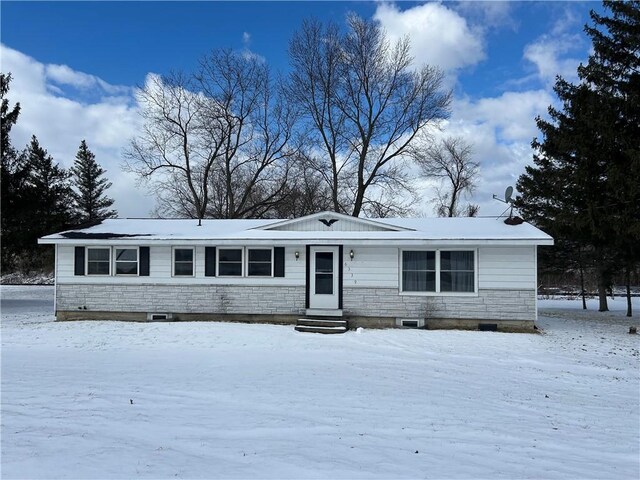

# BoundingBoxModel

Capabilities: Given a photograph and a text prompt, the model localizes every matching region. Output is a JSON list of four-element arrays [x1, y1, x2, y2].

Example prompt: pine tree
[[579, 1, 640, 317], [1, 73, 20, 161], [21, 136, 75, 270], [70, 140, 117, 222], [1, 73, 28, 272], [517, 1, 639, 313]]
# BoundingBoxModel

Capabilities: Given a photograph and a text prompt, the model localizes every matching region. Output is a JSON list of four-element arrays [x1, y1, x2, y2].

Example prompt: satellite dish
[[493, 185, 519, 222], [505, 186, 514, 204]]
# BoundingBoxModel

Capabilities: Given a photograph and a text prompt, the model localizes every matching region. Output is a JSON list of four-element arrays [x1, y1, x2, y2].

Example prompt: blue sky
[[0, 1, 602, 217]]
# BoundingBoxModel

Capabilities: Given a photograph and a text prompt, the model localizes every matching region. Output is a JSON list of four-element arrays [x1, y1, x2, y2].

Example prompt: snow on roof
[[39, 213, 553, 245]]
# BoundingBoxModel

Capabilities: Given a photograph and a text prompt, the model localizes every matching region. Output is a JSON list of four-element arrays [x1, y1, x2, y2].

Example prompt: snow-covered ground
[[1, 286, 638, 479]]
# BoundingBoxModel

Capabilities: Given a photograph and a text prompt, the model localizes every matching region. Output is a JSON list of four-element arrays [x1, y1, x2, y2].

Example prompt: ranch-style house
[[39, 211, 553, 333]]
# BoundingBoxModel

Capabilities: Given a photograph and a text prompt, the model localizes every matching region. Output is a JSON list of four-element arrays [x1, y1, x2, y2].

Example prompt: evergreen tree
[[579, 1, 640, 317], [20, 136, 75, 270], [517, 1, 639, 314], [1, 73, 20, 160], [70, 140, 117, 222], [1, 73, 28, 272]]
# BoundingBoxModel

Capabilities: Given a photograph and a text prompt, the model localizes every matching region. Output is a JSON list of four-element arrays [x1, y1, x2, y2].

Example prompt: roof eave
[[38, 237, 554, 246]]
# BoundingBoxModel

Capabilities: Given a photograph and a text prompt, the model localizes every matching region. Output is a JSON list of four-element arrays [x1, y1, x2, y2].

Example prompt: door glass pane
[[315, 273, 333, 294], [316, 252, 333, 273]]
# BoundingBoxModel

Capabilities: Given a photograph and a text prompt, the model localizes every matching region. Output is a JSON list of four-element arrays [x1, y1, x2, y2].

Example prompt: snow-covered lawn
[[1, 286, 638, 479]]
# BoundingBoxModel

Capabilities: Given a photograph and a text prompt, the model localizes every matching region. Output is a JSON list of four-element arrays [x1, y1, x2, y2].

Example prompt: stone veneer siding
[[57, 284, 535, 323], [343, 287, 536, 321], [57, 284, 306, 316]]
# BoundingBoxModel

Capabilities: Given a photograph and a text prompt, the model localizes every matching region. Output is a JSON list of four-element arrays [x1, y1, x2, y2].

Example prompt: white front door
[[309, 246, 340, 310]]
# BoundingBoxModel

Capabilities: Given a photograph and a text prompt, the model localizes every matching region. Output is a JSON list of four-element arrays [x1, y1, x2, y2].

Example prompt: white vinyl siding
[[342, 247, 398, 288], [269, 217, 397, 232], [55, 245, 538, 293], [478, 246, 536, 290], [56, 246, 304, 285]]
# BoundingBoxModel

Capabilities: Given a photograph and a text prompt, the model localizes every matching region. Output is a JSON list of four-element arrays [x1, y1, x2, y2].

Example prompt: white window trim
[[114, 246, 139, 276], [86, 246, 112, 276], [247, 247, 274, 278], [399, 248, 478, 296], [217, 247, 245, 277], [401, 250, 437, 293], [172, 246, 195, 277]]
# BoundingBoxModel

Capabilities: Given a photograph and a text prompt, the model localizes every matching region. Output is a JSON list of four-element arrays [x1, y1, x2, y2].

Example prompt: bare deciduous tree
[[125, 49, 298, 221], [417, 136, 480, 217], [288, 14, 451, 217]]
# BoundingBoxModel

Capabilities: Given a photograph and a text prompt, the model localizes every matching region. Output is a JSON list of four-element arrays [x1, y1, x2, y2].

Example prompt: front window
[[115, 248, 138, 275], [218, 248, 243, 276], [440, 251, 475, 292], [173, 248, 194, 276], [247, 248, 272, 277], [87, 247, 111, 275], [401, 250, 475, 294], [402, 251, 436, 292]]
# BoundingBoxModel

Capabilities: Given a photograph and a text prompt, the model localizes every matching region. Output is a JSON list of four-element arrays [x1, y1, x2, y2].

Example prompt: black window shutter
[[274, 247, 285, 277], [205, 247, 216, 276], [139, 247, 150, 276], [74, 246, 85, 276]]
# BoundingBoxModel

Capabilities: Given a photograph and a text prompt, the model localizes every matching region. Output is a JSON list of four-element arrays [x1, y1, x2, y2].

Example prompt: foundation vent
[[396, 318, 425, 328], [147, 313, 173, 322], [478, 323, 498, 332]]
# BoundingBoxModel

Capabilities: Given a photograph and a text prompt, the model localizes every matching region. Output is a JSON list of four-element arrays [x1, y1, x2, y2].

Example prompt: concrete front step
[[296, 317, 348, 334], [294, 325, 348, 334], [297, 318, 348, 328]]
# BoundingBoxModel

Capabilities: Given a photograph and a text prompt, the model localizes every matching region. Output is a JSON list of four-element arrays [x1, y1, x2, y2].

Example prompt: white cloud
[[522, 6, 587, 85], [45, 64, 130, 96], [454, 1, 516, 31], [415, 89, 553, 216], [1, 44, 151, 218], [240, 31, 265, 63], [523, 34, 583, 85], [374, 2, 485, 72]]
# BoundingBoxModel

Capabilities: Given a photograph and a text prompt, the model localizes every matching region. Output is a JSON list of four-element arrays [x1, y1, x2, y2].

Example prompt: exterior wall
[[342, 246, 397, 288], [57, 283, 306, 316], [478, 246, 536, 289], [342, 287, 536, 321], [56, 245, 305, 286], [54, 243, 539, 329]]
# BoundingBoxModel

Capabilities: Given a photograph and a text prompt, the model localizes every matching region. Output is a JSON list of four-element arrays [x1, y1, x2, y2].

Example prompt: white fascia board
[[39, 237, 554, 246]]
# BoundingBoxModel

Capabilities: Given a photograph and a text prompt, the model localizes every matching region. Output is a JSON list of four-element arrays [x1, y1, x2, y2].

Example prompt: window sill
[[399, 291, 478, 297]]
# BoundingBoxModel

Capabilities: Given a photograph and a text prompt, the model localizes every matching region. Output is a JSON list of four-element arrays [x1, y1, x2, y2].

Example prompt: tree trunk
[[626, 266, 632, 318], [579, 260, 587, 310], [596, 262, 609, 312]]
